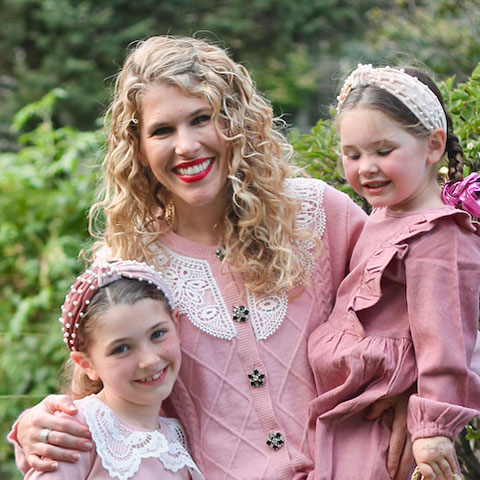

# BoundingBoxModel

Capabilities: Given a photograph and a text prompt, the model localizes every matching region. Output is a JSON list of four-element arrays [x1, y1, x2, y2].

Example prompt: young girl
[[307, 64, 480, 480], [24, 259, 203, 479]]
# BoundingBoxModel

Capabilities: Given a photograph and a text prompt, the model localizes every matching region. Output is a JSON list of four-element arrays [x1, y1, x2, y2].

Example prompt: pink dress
[[307, 206, 480, 480], [24, 395, 203, 480]]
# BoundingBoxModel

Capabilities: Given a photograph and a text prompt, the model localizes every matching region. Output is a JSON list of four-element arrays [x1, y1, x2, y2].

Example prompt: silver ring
[[40, 428, 52, 443]]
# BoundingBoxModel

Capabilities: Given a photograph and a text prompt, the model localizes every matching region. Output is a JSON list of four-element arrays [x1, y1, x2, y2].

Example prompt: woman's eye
[[152, 126, 173, 136], [193, 114, 211, 125], [151, 329, 166, 340]]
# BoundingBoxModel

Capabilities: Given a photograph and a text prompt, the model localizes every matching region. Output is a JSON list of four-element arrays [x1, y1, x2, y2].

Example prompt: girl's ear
[[70, 351, 99, 381], [171, 308, 181, 341], [426, 128, 447, 165]]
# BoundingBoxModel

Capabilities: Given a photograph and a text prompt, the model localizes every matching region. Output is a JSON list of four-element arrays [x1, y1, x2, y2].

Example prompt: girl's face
[[138, 83, 230, 221], [76, 298, 181, 420], [339, 107, 444, 212]]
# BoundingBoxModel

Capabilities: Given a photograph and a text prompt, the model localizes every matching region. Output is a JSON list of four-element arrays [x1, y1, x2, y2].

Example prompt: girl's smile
[[135, 366, 169, 385], [340, 107, 445, 212], [74, 298, 181, 428]]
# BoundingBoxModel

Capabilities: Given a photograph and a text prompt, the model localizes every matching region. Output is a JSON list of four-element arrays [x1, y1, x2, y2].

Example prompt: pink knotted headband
[[442, 172, 480, 217], [60, 260, 174, 351]]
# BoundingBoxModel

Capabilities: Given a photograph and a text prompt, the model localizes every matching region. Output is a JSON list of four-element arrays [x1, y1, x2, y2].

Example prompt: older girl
[[24, 259, 203, 479]]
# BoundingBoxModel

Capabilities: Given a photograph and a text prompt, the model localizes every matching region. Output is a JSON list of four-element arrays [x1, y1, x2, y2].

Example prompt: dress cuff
[[407, 395, 479, 443]]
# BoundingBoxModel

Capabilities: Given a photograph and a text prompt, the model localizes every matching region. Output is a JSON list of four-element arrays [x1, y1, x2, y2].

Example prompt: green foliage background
[[2, 0, 480, 478]]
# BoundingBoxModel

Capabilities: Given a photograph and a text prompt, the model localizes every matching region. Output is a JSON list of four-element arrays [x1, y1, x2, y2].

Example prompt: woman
[[10, 36, 413, 479]]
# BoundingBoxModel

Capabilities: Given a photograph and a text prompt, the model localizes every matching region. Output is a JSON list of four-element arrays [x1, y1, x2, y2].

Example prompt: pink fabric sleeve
[[322, 185, 367, 279], [405, 218, 480, 442]]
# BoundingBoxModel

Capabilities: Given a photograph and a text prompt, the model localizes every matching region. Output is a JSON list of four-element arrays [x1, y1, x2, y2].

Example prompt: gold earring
[[165, 201, 175, 227]]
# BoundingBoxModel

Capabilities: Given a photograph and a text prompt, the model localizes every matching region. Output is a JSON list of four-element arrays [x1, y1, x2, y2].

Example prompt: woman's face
[[138, 83, 230, 220]]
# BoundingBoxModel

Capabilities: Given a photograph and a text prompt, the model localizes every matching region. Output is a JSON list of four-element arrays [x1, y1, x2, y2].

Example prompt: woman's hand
[[17, 394, 92, 471], [412, 436, 457, 480], [366, 390, 414, 479]]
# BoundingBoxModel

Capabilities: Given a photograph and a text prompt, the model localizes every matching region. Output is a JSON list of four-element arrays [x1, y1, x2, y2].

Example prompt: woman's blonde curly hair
[[89, 35, 315, 295]]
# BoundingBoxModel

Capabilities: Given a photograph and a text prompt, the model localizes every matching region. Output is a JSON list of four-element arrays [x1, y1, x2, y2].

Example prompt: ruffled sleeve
[[349, 213, 439, 313], [403, 214, 480, 441]]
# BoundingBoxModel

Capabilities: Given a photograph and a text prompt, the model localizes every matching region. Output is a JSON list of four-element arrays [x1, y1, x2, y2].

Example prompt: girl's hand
[[17, 394, 92, 471], [365, 390, 414, 479], [412, 436, 457, 480]]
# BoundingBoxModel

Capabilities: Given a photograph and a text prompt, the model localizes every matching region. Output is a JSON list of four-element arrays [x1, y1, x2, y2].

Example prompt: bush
[[0, 89, 103, 478]]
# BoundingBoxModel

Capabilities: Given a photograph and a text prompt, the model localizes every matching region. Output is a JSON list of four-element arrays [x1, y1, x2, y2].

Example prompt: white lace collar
[[81, 395, 203, 480], [153, 178, 326, 341]]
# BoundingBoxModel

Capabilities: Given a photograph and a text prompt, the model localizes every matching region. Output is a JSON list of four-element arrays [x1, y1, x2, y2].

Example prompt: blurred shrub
[[0, 89, 103, 478]]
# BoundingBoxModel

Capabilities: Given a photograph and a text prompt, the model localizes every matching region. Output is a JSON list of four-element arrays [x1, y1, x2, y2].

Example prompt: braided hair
[[402, 67, 463, 182]]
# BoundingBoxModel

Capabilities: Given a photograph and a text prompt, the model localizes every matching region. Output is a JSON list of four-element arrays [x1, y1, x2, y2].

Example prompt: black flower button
[[266, 432, 284, 450], [232, 305, 249, 322], [215, 245, 226, 261], [248, 369, 265, 387]]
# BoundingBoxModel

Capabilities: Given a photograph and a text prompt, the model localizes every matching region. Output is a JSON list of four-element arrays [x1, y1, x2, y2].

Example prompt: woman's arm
[[10, 395, 92, 473]]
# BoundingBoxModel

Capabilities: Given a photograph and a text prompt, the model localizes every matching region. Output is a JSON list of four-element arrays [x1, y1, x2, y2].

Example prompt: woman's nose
[[175, 126, 200, 158]]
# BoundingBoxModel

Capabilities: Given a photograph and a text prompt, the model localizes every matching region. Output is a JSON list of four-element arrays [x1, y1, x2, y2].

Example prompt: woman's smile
[[173, 157, 214, 182]]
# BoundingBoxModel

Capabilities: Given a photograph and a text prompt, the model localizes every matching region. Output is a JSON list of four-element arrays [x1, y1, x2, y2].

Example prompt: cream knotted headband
[[336, 64, 447, 133]]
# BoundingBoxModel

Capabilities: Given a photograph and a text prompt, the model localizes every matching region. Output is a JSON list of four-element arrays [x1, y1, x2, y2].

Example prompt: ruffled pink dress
[[308, 206, 480, 480]]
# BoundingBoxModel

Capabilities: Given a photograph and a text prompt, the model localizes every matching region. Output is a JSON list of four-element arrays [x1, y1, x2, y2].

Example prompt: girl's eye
[[344, 152, 360, 160], [192, 114, 211, 126], [112, 345, 128, 355], [378, 148, 393, 156], [151, 329, 166, 340]]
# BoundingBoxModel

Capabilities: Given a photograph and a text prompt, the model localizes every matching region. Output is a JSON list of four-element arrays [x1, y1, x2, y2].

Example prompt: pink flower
[[442, 172, 480, 217]]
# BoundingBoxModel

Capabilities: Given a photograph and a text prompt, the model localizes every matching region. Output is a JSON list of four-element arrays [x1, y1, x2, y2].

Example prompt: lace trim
[[153, 178, 326, 341], [153, 245, 238, 340], [285, 177, 326, 279], [81, 396, 203, 480]]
